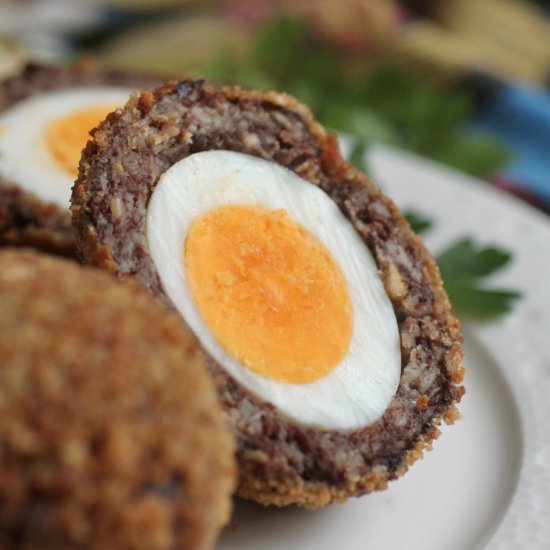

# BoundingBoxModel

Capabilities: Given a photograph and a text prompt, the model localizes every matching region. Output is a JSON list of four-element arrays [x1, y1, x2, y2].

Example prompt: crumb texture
[[0, 183, 73, 256], [72, 79, 464, 508], [0, 249, 235, 549]]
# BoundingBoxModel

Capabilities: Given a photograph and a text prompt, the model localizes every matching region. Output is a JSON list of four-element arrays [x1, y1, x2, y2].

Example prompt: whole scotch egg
[[72, 79, 465, 508], [0, 62, 161, 255], [0, 249, 235, 550]]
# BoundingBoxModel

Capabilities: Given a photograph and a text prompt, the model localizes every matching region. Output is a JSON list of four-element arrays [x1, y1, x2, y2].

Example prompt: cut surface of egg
[[147, 150, 401, 430], [185, 203, 353, 385], [0, 87, 133, 208]]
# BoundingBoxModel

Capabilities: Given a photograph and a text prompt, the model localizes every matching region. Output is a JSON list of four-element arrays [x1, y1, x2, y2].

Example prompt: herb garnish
[[404, 210, 521, 319], [436, 239, 521, 320], [404, 210, 433, 235]]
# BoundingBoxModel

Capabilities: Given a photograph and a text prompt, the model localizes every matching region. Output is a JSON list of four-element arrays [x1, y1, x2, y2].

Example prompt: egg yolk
[[45, 104, 118, 178], [184, 204, 353, 384]]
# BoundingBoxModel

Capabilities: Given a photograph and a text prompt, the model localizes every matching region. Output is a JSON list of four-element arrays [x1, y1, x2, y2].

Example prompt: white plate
[[217, 145, 550, 550]]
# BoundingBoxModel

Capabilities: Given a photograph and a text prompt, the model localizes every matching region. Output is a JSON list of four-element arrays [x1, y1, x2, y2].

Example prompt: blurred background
[[1, 0, 550, 213]]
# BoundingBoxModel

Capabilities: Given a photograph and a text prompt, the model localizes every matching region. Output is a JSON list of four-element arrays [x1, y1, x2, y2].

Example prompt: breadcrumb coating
[[72, 79, 464, 508], [0, 249, 236, 549]]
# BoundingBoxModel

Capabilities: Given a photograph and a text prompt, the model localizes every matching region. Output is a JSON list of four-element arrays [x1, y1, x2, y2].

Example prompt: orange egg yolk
[[184, 204, 353, 384], [46, 104, 118, 178]]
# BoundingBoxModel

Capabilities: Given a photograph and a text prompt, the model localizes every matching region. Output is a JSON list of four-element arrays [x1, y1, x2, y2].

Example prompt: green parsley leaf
[[403, 210, 433, 235], [431, 134, 513, 178], [436, 238, 521, 319], [442, 281, 521, 320], [348, 139, 369, 173], [436, 238, 512, 278]]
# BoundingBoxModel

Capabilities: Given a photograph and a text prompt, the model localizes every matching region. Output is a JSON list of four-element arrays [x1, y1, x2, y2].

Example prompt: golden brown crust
[[218, 86, 464, 508], [72, 78, 464, 509], [0, 183, 73, 256], [0, 249, 236, 549]]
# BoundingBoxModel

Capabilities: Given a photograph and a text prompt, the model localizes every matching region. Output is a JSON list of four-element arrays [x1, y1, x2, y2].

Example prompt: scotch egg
[[0, 248, 235, 549], [0, 86, 132, 208], [72, 79, 464, 508], [0, 63, 165, 256], [147, 150, 401, 430]]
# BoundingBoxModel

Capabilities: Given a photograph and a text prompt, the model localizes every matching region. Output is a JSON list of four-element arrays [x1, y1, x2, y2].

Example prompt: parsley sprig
[[405, 211, 521, 319], [403, 210, 433, 235], [436, 239, 521, 320]]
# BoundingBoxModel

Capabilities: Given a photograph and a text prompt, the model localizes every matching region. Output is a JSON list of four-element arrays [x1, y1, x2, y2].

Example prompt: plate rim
[[368, 144, 550, 550]]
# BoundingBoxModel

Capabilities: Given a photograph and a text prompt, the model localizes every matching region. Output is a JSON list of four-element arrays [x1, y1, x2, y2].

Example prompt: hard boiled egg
[[0, 87, 132, 208], [147, 150, 401, 430]]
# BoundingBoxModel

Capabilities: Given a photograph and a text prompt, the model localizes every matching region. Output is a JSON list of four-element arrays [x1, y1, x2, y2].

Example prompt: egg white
[[147, 150, 401, 430], [0, 87, 133, 208]]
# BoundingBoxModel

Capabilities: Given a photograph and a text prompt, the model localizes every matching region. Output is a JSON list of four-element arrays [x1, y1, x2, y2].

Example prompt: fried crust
[[0, 249, 236, 549], [72, 79, 464, 508]]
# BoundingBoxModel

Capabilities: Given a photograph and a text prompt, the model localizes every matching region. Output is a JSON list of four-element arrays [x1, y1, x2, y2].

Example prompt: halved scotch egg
[[0, 87, 130, 207], [72, 79, 465, 508], [0, 62, 161, 255]]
